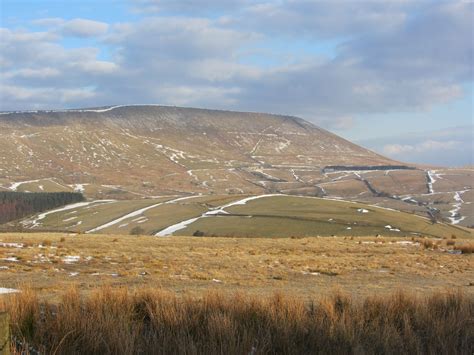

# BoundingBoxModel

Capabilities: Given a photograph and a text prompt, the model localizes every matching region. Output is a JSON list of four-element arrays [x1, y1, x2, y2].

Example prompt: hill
[[0, 105, 472, 227], [0, 105, 396, 194]]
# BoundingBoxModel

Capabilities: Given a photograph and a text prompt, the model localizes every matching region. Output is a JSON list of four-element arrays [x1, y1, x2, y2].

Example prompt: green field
[[176, 195, 472, 238], [20, 197, 172, 232], [11, 194, 472, 238]]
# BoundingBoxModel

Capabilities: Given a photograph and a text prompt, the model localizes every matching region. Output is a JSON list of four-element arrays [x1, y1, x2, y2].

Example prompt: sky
[[0, 0, 472, 167]]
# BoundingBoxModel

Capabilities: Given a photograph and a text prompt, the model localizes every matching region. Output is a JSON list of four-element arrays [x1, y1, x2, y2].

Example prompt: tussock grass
[[1, 233, 473, 300], [5, 288, 474, 354], [455, 244, 474, 254]]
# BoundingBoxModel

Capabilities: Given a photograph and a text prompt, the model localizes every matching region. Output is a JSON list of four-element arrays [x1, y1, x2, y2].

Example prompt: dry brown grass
[[455, 244, 474, 254], [1, 233, 474, 300], [4, 287, 473, 354]]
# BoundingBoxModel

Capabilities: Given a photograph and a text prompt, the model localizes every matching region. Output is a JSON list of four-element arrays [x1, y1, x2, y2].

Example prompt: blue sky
[[1, 0, 472, 166]]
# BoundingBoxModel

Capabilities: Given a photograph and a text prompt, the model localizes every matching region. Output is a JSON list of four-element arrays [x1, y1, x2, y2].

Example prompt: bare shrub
[[130, 226, 145, 236], [422, 240, 434, 249], [454, 244, 474, 254]]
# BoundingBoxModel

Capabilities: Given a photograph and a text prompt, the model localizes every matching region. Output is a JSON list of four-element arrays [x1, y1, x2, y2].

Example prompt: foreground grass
[[1, 233, 473, 300], [4, 288, 473, 354]]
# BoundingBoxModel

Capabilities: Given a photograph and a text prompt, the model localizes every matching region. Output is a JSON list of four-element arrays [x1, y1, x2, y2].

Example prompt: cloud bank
[[1, 2, 471, 118], [358, 125, 474, 167]]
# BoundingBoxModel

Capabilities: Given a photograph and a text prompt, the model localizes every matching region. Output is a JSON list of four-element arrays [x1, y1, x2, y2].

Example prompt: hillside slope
[[0, 105, 396, 195]]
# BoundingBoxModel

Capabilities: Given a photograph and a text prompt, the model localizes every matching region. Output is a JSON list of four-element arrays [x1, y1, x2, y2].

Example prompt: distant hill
[[0, 105, 398, 195]]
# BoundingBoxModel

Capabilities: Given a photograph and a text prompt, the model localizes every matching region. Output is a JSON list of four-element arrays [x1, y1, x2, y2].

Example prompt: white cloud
[[383, 140, 462, 155], [131, 0, 250, 14], [32, 17, 65, 27], [3, 68, 61, 80], [69, 60, 119, 75], [0, 0, 472, 131], [154, 85, 241, 107], [1, 85, 96, 106], [61, 19, 109, 37], [32, 17, 109, 37], [359, 126, 473, 167]]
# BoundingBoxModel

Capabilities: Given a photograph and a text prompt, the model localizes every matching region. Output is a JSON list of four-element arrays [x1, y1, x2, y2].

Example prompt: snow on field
[[290, 169, 302, 182], [206, 194, 282, 215], [0, 242, 24, 248], [86, 196, 199, 233], [255, 169, 281, 181], [67, 104, 166, 113], [401, 196, 419, 204], [70, 184, 88, 193], [24, 200, 116, 228], [155, 217, 201, 236], [384, 225, 401, 232], [2, 257, 18, 262], [9, 179, 43, 191], [156, 194, 282, 236], [302, 271, 320, 275], [276, 138, 291, 152], [187, 170, 198, 181], [62, 256, 80, 264], [0, 287, 19, 294], [448, 190, 468, 224], [426, 170, 442, 194], [357, 208, 369, 213], [394, 241, 419, 246], [9, 178, 70, 192]]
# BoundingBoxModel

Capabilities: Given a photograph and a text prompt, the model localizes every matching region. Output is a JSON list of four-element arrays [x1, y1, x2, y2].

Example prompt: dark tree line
[[0, 191, 84, 224], [323, 165, 416, 173]]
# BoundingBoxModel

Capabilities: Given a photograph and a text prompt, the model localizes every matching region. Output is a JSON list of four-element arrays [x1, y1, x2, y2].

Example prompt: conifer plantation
[[0, 192, 84, 224]]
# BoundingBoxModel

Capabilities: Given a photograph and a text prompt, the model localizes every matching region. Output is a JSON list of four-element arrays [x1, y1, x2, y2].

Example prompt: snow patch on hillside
[[448, 190, 468, 224], [23, 200, 116, 228], [426, 170, 442, 194], [155, 194, 282, 236], [86, 195, 199, 233]]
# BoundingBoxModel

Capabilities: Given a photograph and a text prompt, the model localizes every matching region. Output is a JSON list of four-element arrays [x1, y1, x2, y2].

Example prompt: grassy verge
[[4, 288, 473, 354]]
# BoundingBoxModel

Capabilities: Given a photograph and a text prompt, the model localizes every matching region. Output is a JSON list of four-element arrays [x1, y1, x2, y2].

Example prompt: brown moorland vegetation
[[3, 287, 473, 354], [0, 233, 473, 300]]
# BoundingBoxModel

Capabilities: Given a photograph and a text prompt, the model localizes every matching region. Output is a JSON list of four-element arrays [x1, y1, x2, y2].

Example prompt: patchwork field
[[18, 197, 174, 232], [2, 167, 472, 228], [0, 232, 473, 301], [174, 195, 472, 238], [6, 194, 471, 239]]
